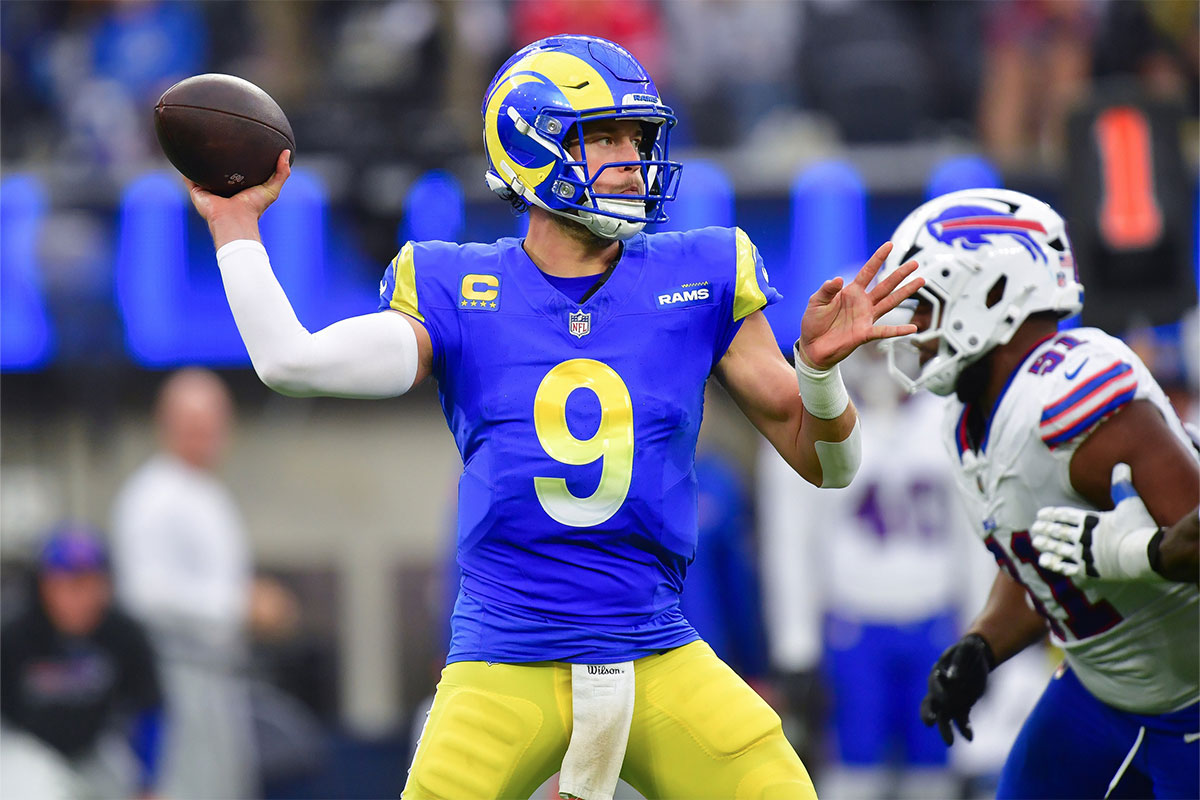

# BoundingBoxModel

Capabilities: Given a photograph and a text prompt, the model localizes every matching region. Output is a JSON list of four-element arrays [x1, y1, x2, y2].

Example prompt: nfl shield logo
[[568, 310, 591, 338]]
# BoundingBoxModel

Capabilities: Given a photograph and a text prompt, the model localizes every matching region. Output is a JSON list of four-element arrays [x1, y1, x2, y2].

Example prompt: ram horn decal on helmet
[[481, 35, 682, 241]]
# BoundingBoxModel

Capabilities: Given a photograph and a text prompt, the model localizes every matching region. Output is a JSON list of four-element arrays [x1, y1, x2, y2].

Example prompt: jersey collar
[[957, 331, 1058, 458], [507, 234, 647, 340]]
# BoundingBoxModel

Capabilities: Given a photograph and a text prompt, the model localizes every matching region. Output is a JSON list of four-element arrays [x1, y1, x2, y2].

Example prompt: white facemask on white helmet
[[877, 188, 1084, 396]]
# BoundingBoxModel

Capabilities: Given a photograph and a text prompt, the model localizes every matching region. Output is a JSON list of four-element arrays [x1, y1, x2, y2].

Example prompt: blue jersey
[[378, 227, 780, 663]]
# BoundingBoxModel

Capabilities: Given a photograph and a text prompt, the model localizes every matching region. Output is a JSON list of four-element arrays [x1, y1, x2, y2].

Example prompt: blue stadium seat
[[771, 160, 868, 352], [117, 168, 341, 367], [925, 154, 1002, 198], [261, 168, 329, 330], [400, 170, 465, 244], [0, 175, 54, 370], [655, 159, 734, 231]]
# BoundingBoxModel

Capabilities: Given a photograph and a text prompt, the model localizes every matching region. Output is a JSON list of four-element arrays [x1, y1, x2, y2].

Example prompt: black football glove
[[920, 633, 995, 746]]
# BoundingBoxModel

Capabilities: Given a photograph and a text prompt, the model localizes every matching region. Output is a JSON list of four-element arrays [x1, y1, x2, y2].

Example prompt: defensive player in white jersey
[[759, 345, 980, 799], [875, 188, 1199, 798]]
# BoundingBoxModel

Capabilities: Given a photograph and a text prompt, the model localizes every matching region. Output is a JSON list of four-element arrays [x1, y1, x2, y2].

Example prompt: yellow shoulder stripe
[[732, 227, 767, 322], [388, 242, 424, 322]]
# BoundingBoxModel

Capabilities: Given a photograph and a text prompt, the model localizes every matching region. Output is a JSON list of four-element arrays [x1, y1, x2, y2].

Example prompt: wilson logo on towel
[[587, 665, 625, 675]]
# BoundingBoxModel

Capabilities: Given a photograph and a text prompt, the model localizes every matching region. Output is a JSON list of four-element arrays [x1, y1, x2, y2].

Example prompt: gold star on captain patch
[[460, 300, 468, 306], [489, 302, 497, 308], [470, 300, 478, 307]]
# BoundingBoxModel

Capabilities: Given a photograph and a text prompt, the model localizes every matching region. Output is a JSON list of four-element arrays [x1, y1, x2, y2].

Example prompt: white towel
[[558, 662, 636, 800]]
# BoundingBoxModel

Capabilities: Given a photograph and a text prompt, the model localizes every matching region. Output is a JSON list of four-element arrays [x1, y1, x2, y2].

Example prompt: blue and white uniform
[[759, 378, 981, 794], [944, 327, 1199, 798]]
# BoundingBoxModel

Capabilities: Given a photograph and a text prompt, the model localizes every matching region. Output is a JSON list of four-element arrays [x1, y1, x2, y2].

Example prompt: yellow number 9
[[533, 359, 634, 527]]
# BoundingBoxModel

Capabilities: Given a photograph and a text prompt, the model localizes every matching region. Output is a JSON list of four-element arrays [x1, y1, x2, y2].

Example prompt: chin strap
[[576, 198, 647, 240], [484, 170, 646, 240]]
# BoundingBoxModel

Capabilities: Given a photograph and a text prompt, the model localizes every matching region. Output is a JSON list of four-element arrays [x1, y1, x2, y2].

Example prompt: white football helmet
[[877, 188, 1084, 396]]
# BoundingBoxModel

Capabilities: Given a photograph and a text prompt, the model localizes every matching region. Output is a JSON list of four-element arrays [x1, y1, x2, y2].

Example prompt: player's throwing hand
[[1032, 463, 1161, 581], [185, 150, 292, 241], [796, 242, 923, 370]]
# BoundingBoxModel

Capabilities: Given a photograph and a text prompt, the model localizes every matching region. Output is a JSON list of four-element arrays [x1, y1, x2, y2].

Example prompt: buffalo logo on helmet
[[927, 205, 1050, 264]]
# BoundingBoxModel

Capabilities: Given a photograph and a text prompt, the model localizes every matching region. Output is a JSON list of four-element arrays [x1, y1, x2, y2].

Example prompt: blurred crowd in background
[[1, 1, 1198, 799], [2, 0, 1197, 218]]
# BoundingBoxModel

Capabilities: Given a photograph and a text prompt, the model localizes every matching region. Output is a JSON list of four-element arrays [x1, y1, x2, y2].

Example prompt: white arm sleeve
[[216, 239, 419, 398]]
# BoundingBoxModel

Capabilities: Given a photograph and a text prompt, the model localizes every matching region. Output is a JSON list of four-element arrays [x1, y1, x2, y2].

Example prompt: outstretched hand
[[796, 242, 922, 370], [185, 150, 291, 247]]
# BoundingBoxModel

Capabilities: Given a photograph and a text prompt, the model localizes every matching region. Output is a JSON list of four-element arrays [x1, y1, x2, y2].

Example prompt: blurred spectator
[[1122, 317, 1199, 431], [442, 0, 511, 158], [0, 524, 164, 799], [802, 0, 928, 145], [1093, 0, 1199, 108], [0, 0, 67, 162], [90, 1, 206, 106], [71, 1, 206, 169], [1, 0, 208, 169], [511, 0, 664, 79], [978, 0, 1100, 168], [758, 345, 992, 799], [284, 0, 450, 171], [663, 0, 803, 148], [109, 368, 258, 800], [799, 0, 982, 145]]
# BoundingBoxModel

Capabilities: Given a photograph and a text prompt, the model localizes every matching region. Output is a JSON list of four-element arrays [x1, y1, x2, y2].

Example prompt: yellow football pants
[[402, 640, 815, 800]]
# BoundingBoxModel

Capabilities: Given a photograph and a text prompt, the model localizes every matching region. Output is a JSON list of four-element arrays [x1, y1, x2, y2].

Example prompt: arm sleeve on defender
[[216, 239, 418, 398]]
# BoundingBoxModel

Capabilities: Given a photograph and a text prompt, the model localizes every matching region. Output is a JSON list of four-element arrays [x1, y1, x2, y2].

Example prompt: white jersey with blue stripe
[[943, 327, 1198, 714]]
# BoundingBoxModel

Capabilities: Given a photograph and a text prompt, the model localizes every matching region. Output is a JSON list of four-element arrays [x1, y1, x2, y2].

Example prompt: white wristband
[[1112, 524, 1160, 580], [793, 341, 850, 419]]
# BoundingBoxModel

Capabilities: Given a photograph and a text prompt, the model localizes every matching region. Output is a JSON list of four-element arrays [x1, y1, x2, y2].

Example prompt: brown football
[[154, 73, 295, 197]]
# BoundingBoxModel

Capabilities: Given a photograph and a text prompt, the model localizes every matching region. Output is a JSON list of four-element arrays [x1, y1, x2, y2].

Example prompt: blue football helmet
[[482, 35, 682, 240]]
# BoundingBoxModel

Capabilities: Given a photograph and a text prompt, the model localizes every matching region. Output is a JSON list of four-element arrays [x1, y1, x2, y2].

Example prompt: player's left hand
[[1032, 463, 1160, 581], [920, 633, 994, 746], [796, 242, 923, 370]]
